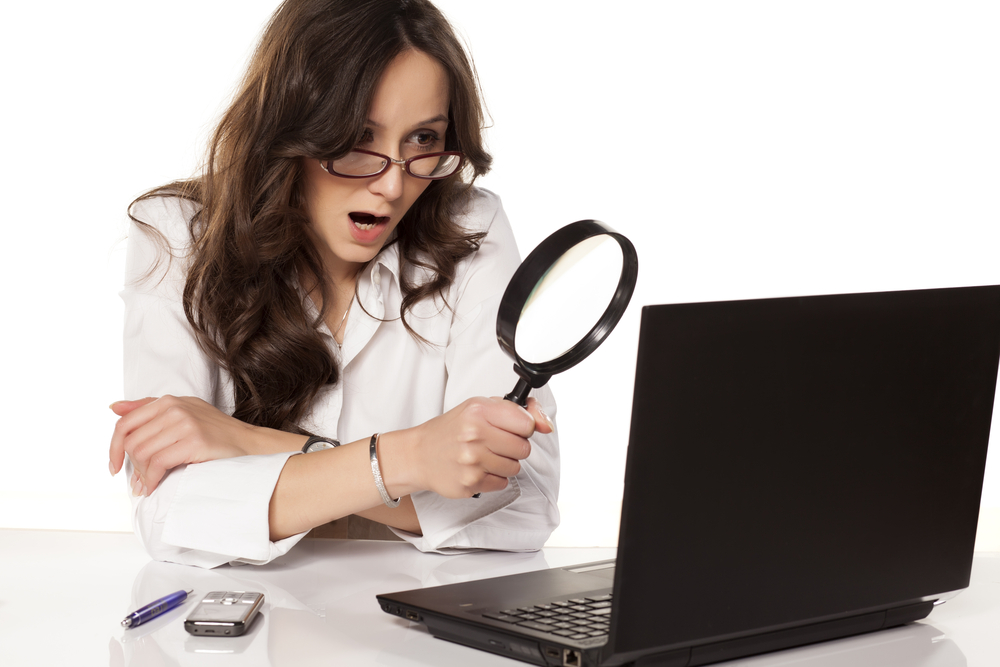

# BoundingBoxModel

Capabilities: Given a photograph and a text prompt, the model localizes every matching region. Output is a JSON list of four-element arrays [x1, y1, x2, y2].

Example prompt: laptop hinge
[[633, 647, 691, 667], [687, 611, 886, 666]]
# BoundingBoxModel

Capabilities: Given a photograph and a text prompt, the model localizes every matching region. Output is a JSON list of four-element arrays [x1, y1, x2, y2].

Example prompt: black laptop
[[377, 285, 1000, 667]]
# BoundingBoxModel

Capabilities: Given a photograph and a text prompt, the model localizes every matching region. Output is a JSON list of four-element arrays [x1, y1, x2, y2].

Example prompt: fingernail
[[109, 401, 123, 410], [131, 470, 138, 485], [538, 406, 555, 432], [139, 482, 147, 497], [131, 479, 141, 497], [109, 460, 116, 477]]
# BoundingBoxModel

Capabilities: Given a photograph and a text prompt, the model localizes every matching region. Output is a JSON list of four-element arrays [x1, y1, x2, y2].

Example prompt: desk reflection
[[109, 540, 967, 667], [113, 539, 558, 667]]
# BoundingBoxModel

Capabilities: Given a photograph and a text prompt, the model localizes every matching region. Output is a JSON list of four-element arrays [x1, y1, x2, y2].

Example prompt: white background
[[1, 1, 998, 550]]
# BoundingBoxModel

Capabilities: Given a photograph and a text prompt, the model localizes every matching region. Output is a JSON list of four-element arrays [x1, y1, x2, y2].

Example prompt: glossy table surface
[[1, 529, 997, 667]]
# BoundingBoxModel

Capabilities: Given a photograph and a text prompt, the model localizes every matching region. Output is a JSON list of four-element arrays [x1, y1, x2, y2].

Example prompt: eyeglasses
[[321, 149, 464, 180]]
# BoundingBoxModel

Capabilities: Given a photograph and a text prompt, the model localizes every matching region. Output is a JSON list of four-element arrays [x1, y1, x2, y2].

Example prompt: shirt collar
[[369, 239, 402, 290]]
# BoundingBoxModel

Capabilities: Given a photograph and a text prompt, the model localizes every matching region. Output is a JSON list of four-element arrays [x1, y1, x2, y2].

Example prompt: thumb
[[110, 397, 157, 417], [525, 397, 555, 435]]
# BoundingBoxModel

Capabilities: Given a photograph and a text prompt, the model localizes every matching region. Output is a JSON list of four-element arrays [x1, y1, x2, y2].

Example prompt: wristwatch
[[301, 435, 341, 454]]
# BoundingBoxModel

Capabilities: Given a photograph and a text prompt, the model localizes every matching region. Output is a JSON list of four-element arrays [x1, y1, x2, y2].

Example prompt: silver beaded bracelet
[[369, 433, 400, 508]]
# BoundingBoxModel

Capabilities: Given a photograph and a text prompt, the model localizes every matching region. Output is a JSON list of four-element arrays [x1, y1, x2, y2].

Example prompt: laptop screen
[[609, 286, 1000, 657]]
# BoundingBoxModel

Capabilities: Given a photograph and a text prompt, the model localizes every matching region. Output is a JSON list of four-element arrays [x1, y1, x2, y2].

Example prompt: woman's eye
[[412, 131, 440, 149], [358, 129, 374, 145]]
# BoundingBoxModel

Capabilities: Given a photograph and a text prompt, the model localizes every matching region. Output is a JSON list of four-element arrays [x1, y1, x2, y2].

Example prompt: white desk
[[1, 529, 997, 667]]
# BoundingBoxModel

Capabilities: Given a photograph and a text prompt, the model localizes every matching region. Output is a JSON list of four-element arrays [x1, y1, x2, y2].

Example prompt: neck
[[327, 258, 367, 287]]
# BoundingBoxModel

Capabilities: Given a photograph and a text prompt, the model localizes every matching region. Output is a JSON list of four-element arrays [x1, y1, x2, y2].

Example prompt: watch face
[[304, 439, 339, 454]]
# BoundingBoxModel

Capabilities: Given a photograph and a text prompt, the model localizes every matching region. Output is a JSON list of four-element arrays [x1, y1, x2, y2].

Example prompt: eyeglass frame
[[320, 149, 465, 180]]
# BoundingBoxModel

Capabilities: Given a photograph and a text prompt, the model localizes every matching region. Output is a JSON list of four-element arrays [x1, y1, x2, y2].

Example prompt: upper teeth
[[355, 222, 376, 230]]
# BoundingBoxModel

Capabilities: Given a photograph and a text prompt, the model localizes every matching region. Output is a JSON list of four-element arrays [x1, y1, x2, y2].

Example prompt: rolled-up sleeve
[[402, 192, 561, 552], [121, 198, 308, 567]]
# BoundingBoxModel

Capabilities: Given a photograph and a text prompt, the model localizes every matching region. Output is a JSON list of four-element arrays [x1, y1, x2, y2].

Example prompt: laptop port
[[405, 610, 421, 621], [545, 646, 561, 659], [563, 648, 582, 667]]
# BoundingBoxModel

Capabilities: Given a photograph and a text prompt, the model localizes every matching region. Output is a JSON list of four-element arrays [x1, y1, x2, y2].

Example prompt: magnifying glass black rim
[[496, 219, 638, 382]]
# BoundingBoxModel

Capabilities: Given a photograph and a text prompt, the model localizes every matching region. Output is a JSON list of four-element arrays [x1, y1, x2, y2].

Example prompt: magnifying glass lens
[[515, 235, 624, 364]]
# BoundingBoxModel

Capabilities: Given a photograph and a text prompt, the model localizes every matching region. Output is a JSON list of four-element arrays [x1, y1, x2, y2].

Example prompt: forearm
[[246, 424, 312, 456], [267, 430, 421, 540]]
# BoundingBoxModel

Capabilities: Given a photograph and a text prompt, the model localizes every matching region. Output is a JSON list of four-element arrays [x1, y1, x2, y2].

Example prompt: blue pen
[[121, 589, 194, 628]]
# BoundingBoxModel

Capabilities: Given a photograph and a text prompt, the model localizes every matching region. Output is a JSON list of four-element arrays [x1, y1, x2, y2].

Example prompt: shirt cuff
[[397, 477, 528, 553], [161, 451, 307, 563]]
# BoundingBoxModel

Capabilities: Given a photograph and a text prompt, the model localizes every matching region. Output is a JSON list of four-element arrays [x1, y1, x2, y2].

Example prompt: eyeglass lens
[[329, 152, 461, 179]]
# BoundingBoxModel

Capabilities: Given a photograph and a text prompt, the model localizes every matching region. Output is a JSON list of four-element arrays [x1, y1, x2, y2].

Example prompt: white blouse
[[121, 188, 560, 568]]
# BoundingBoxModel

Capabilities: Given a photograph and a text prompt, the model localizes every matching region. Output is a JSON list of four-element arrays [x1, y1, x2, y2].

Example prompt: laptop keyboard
[[482, 594, 613, 641]]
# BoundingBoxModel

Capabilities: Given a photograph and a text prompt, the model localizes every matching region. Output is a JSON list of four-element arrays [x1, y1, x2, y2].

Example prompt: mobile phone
[[184, 591, 264, 637]]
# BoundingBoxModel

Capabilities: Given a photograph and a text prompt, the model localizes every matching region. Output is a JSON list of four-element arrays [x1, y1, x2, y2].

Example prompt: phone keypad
[[201, 591, 259, 605]]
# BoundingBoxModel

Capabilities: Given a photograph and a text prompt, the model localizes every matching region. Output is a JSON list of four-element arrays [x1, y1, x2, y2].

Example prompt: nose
[[367, 159, 404, 202]]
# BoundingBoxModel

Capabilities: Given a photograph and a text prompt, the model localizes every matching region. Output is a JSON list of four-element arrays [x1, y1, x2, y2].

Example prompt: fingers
[[121, 413, 186, 495], [470, 438, 524, 479], [477, 473, 510, 495], [108, 397, 159, 476], [110, 397, 157, 417], [109, 396, 192, 486], [478, 397, 536, 438], [117, 396, 200, 494]]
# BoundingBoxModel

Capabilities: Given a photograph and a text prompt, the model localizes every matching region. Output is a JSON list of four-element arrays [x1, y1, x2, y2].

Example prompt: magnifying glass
[[497, 219, 639, 407]]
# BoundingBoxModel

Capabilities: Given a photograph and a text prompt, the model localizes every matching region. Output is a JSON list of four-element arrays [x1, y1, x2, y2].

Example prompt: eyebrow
[[366, 114, 450, 129]]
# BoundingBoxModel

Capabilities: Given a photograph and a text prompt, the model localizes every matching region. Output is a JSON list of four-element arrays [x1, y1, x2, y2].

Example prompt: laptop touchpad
[[566, 561, 616, 580]]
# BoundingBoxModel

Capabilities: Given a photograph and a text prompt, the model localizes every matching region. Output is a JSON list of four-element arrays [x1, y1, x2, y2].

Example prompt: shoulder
[[129, 195, 200, 251], [453, 186, 508, 237], [124, 195, 200, 290], [447, 187, 522, 296], [452, 187, 520, 263]]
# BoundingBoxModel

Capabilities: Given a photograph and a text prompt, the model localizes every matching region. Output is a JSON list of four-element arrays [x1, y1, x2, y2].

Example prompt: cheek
[[304, 172, 352, 223], [403, 179, 435, 211]]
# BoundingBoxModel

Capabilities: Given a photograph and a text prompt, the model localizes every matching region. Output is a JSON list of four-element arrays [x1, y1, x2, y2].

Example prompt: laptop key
[[586, 594, 613, 602], [587, 601, 612, 609], [552, 629, 577, 637], [588, 608, 612, 616], [500, 609, 522, 616], [588, 630, 608, 637], [517, 620, 556, 632], [553, 614, 576, 622], [568, 599, 589, 604], [570, 633, 591, 640], [552, 622, 575, 629], [483, 613, 520, 623]]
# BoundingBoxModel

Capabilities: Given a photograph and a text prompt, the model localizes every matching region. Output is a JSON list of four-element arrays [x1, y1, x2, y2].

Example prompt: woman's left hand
[[108, 395, 262, 497]]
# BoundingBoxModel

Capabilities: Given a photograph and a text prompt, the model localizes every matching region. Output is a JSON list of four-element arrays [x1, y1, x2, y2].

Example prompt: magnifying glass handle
[[504, 378, 532, 408]]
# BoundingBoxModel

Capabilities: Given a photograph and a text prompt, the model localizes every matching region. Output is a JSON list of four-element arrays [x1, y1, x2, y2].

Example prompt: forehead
[[368, 49, 450, 127]]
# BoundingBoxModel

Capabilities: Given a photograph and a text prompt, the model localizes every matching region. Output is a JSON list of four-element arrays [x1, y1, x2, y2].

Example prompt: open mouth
[[349, 212, 390, 231]]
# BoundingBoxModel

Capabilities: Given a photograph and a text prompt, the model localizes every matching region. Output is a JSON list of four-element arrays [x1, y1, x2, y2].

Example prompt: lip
[[348, 210, 392, 244]]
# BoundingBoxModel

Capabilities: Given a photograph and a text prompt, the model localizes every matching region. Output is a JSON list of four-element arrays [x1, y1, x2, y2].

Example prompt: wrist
[[246, 424, 310, 456], [375, 428, 421, 499]]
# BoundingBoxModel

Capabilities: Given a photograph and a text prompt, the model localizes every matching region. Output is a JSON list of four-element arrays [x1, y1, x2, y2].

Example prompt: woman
[[107, 0, 559, 568]]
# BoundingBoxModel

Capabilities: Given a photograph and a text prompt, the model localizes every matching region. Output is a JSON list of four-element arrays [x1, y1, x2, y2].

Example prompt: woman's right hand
[[382, 396, 554, 499], [108, 395, 302, 497]]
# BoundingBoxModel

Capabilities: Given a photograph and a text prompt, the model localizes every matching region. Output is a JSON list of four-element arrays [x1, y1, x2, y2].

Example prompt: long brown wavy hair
[[129, 0, 493, 433]]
